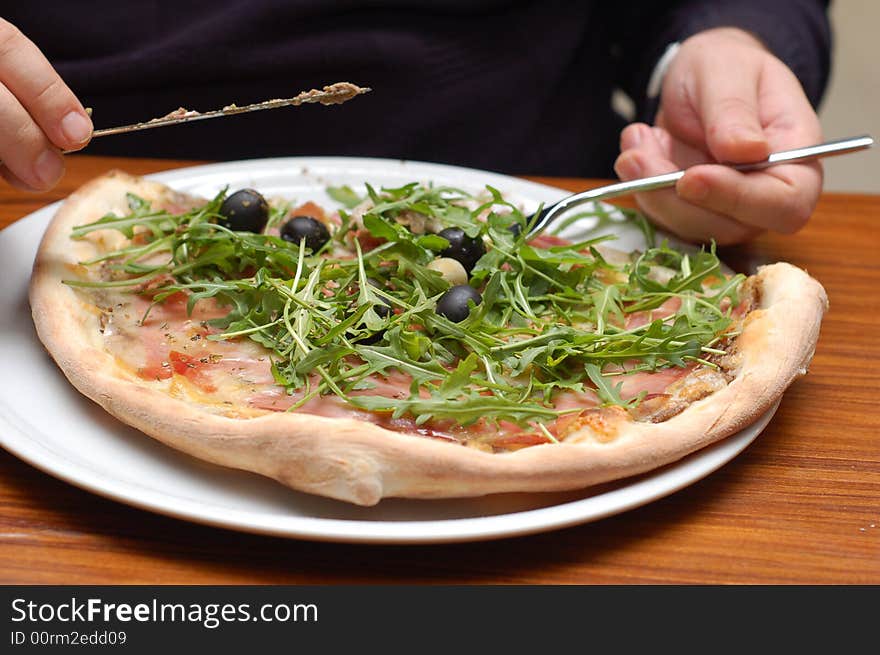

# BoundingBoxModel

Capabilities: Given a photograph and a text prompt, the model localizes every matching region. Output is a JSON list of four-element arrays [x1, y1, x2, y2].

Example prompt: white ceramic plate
[[0, 157, 777, 544]]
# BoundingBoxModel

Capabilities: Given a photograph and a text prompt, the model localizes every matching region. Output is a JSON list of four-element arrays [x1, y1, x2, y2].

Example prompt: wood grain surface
[[0, 155, 877, 584]]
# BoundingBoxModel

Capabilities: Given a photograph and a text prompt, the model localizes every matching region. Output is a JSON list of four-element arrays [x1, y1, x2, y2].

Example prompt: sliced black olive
[[369, 278, 393, 320], [436, 284, 482, 323], [508, 222, 522, 238], [280, 216, 331, 252], [355, 329, 384, 345], [217, 188, 269, 232], [437, 227, 485, 274], [365, 277, 392, 318]]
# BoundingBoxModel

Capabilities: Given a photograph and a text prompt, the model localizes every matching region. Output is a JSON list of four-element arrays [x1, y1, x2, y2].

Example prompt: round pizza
[[29, 170, 827, 505]]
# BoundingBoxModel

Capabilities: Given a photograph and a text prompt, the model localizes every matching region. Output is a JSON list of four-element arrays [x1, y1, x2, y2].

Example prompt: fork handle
[[594, 134, 873, 198], [733, 134, 875, 171], [529, 134, 874, 235]]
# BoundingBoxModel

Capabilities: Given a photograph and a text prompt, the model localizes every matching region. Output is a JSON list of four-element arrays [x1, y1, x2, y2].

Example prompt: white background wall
[[819, 1, 880, 192]]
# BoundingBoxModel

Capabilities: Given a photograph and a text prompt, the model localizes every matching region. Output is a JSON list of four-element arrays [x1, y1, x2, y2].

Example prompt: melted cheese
[[78, 201, 741, 451], [88, 281, 734, 449]]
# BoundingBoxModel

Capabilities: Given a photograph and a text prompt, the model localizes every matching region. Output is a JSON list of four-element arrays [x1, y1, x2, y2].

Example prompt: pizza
[[29, 170, 827, 505]]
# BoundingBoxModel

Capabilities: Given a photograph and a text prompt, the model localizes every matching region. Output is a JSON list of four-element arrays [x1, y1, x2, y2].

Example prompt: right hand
[[0, 19, 92, 192], [614, 28, 823, 245]]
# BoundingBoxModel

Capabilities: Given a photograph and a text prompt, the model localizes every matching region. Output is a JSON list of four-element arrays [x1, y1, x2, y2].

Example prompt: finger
[[616, 124, 708, 179], [696, 57, 770, 163], [0, 19, 92, 151], [677, 161, 822, 233], [756, 58, 825, 151], [0, 83, 64, 191], [615, 128, 761, 244], [620, 122, 648, 151], [0, 163, 46, 192], [648, 125, 709, 169]]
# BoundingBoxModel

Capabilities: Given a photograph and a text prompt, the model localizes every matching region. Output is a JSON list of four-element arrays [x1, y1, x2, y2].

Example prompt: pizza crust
[[29, 171, 828, 505]]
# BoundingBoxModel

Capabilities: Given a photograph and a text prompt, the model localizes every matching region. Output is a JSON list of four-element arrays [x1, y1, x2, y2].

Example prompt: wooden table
[[0, 155, 877, 584]]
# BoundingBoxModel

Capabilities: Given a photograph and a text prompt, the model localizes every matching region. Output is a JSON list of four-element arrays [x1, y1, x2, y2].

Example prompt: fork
[[526, 134, 874, 237]]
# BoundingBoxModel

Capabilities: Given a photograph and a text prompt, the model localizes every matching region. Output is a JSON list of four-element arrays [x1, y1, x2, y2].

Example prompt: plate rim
[[1, 400, 773, 544]]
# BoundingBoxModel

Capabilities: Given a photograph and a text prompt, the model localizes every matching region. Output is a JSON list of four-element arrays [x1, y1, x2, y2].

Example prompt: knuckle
[[702, 222, 763, 246], [11, 114, 44, 150], [706, 100, 762, 147], [715, 223, 762, 246], [0, 19, 23, 57], [10, 121, 37, 152], [772, 172, 819, 234], [716, 95, 753, 115], [710, 96, 755, 126], [725, 178, 750, 218], [32, 76, 70, 115], [781, 196, 813, 233]]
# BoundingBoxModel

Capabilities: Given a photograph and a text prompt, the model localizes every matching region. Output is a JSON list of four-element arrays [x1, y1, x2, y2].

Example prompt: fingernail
[[34, 149, 64, 187], [621, 125, 643, 149], [727, 125, 770, 157], [630, 126, 644, 146], [679, 176, 709, 201], [61, 111, 92, 145]]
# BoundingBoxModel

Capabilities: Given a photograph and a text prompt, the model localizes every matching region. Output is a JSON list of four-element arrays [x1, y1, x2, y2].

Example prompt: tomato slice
[[169, 350, 217, 392]]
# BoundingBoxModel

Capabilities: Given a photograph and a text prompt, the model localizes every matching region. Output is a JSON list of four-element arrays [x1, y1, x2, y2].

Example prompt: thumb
[[697, 62, 770, 163]]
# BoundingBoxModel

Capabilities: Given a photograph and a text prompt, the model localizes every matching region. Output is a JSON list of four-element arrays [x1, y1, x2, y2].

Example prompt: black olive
[[217, 189, 269, 232], [356, 331, 383, 345], [508, 222, 522, 238], [349, 304, 390, 343], [437, 227, 485, 274], [364, 277, 391, 317], [280, 216, 331, 252], [436, 284, 482, 322]]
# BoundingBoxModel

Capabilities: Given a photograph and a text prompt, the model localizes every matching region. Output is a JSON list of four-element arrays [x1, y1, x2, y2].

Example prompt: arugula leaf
[[66, 181, 743, 430], [590, 284, 623, 335], [585, 363, 643, 408], [326, 185, 364, 208], [349, 392, 561, 427]]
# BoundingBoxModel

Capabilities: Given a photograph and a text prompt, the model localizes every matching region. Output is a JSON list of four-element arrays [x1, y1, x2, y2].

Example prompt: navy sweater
[[4, 1, 831, 176]]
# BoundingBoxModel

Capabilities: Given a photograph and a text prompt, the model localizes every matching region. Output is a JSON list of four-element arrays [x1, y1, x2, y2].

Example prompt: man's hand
[[615, 27, 823, 245], [0, 18, 92, 192]]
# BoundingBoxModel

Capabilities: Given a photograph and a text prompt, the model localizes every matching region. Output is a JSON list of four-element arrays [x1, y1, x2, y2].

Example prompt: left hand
[[614, 27, 823, 245]]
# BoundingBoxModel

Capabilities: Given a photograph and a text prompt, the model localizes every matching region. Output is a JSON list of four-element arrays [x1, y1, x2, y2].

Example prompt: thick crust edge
[[29, 172, 829, 505]]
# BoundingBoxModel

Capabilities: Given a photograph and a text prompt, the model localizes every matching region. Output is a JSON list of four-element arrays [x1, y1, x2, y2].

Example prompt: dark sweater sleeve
[[605, 0, 832, 122]]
